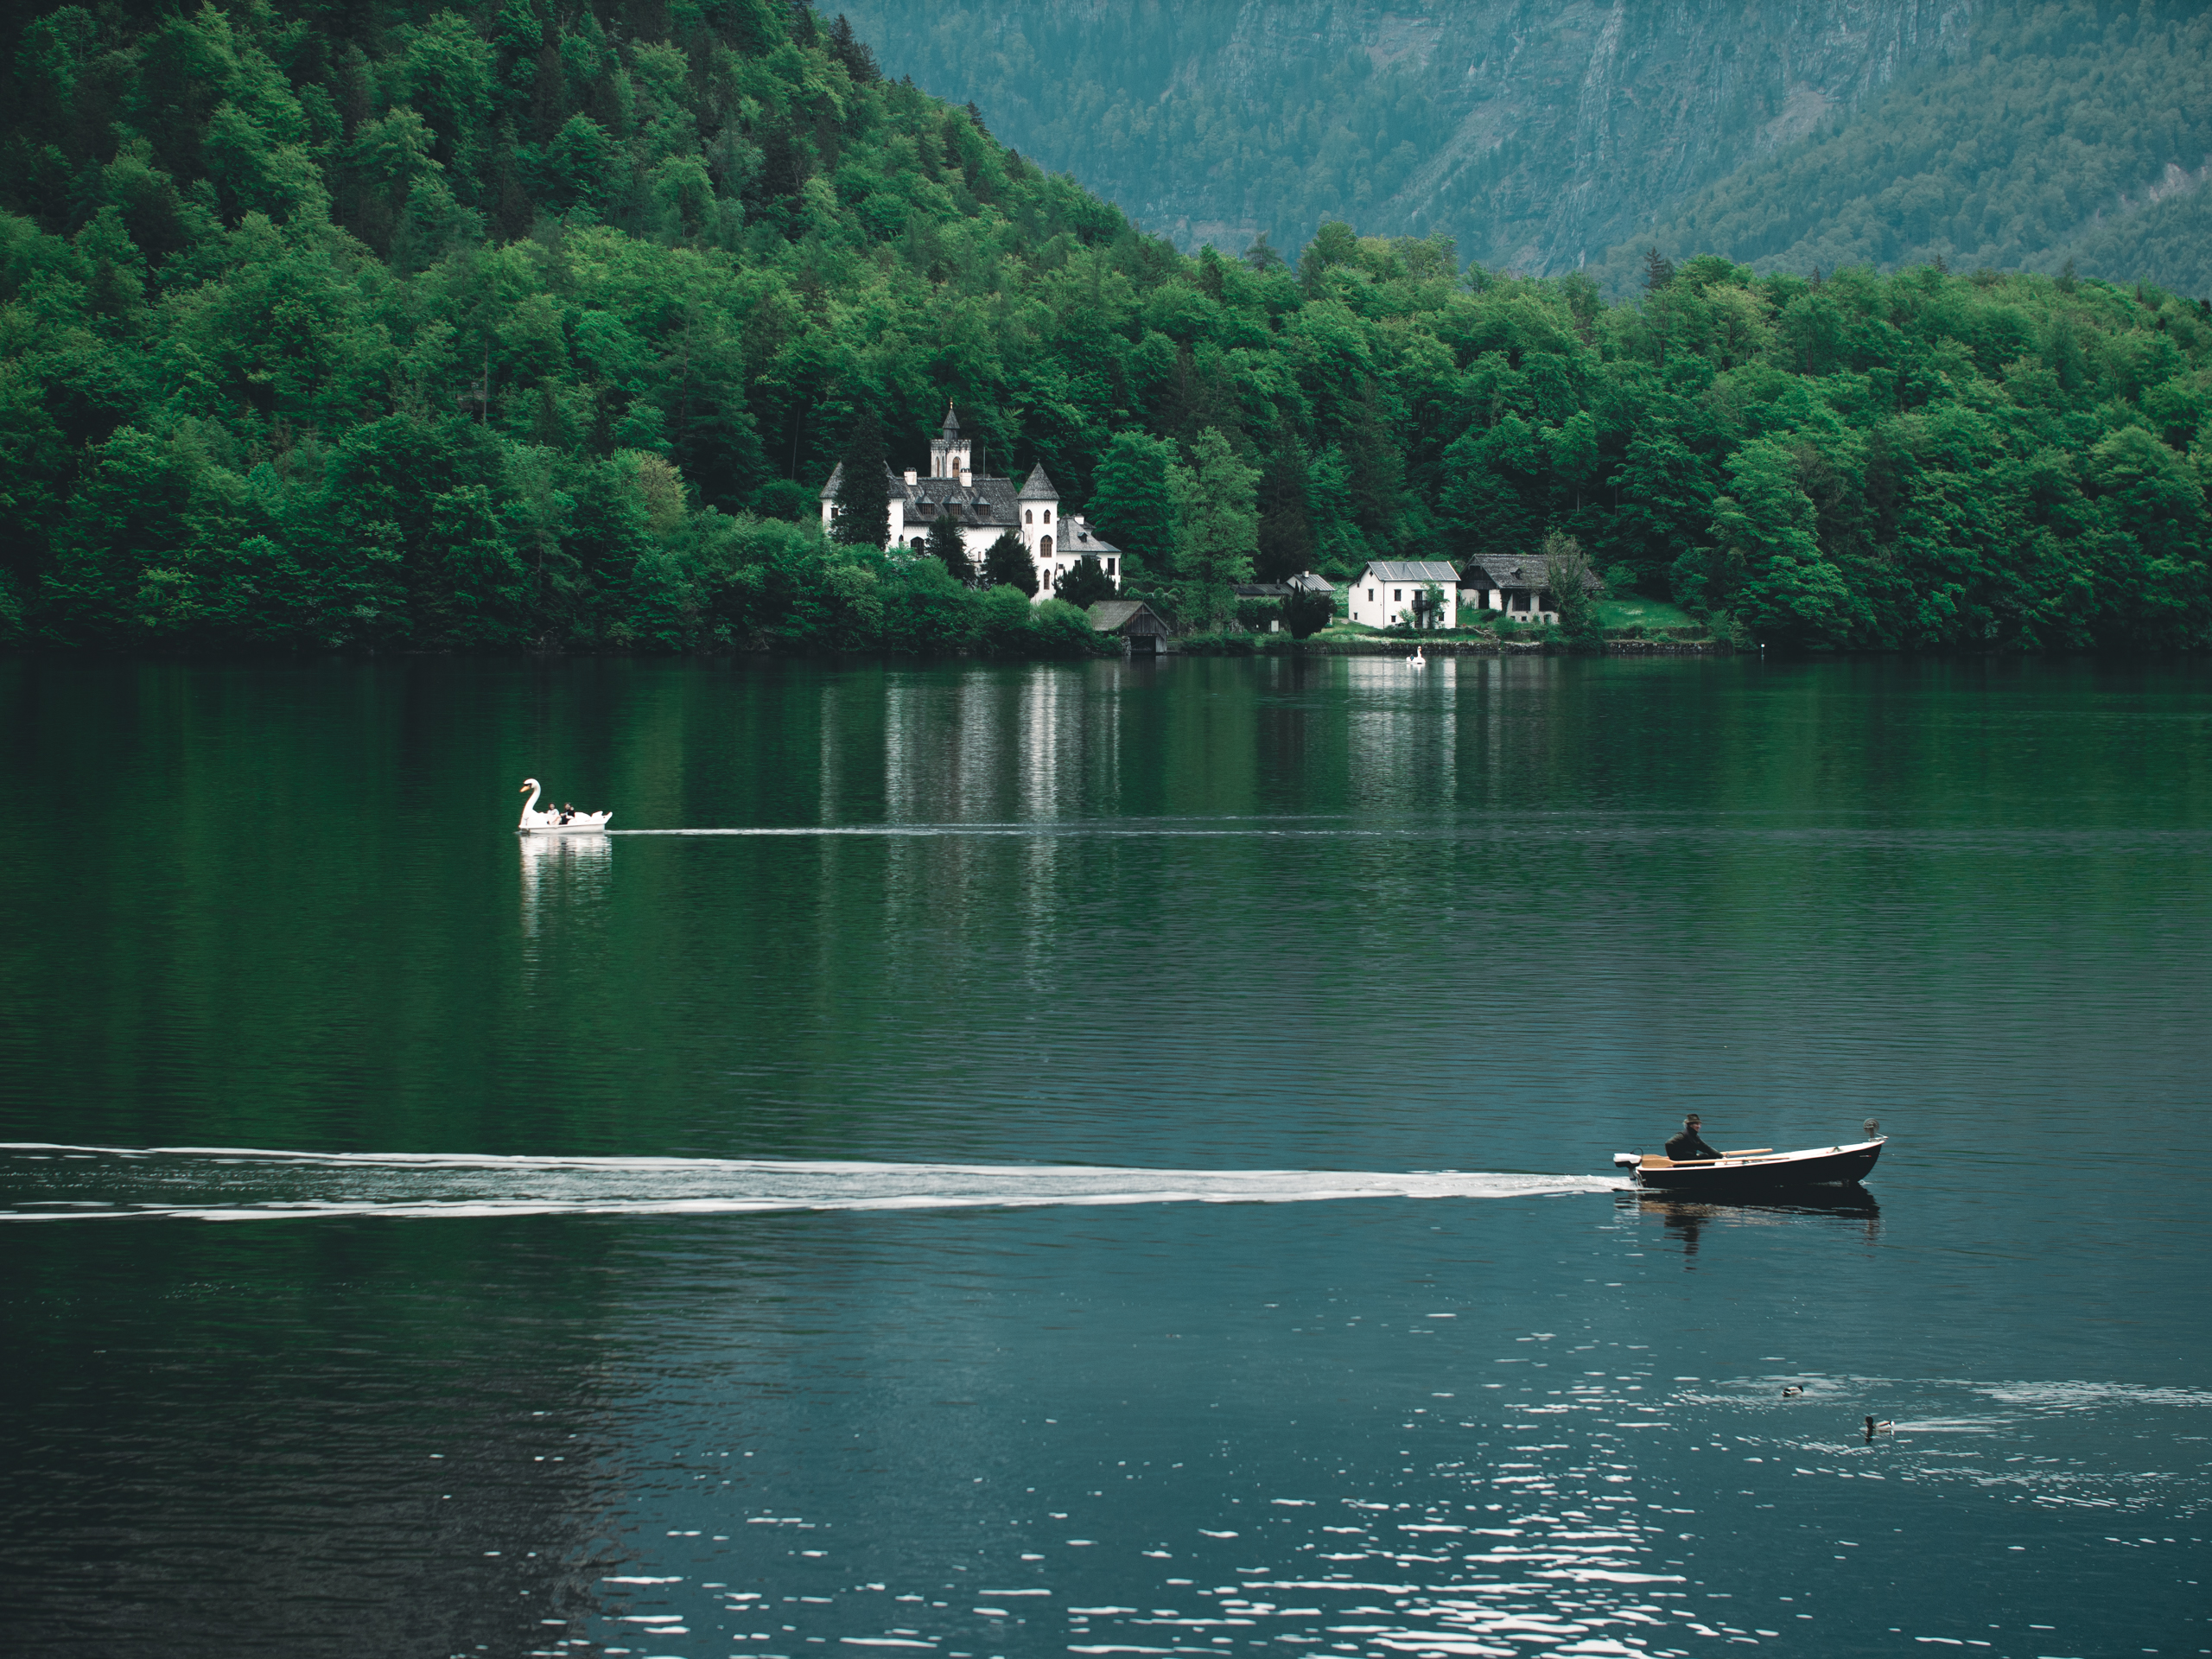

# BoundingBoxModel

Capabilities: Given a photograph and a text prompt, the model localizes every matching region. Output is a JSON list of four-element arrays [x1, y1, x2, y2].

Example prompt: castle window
[[1025, 510, 1033, 524], [1040, 535, 1052, 558], [1043, 509, 1052, 523]]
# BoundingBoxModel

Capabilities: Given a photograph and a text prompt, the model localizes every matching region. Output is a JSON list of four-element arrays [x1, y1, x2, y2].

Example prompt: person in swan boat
[[1665, 1114, 1724, 1161]]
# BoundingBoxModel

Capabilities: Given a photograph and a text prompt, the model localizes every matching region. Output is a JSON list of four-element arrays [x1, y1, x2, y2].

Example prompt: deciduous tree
[[1168, 427, 1259, 630]]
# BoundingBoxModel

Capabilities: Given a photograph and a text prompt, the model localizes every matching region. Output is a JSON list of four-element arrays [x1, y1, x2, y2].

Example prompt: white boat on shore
[[517, 778, 611, 835]]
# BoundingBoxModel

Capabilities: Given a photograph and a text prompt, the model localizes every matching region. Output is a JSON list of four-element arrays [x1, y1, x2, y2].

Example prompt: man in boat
[[1665, 1114, 1724, 1161]]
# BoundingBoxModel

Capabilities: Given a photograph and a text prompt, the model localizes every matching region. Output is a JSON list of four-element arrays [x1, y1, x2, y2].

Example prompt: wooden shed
[[1087, 600, 1173, 655]]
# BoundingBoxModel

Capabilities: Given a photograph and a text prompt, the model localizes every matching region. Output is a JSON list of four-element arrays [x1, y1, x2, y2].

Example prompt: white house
[[1460, 556, 1595, 625], [1346, 560, 1461, 629], [821, 404, 1122, 600]]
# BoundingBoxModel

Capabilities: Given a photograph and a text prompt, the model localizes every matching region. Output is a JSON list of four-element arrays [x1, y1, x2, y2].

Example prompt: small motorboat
[[1612, 1122, 1886, 1194], [517, 778, 612, 835]]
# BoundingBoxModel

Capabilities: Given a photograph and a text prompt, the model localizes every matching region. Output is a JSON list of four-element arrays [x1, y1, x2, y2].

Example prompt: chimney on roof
[[960, 466, 972, 486], [904, 469, 917, 486]]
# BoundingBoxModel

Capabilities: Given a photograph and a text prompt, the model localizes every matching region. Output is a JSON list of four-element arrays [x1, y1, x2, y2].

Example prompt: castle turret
[[929, 404, 975, 483], [1018, 462, 1060, 561]]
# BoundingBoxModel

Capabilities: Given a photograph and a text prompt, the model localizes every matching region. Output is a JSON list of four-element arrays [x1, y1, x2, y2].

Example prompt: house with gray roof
[[820, 405, 1122, 600], [1346, 560, 1462, 630], [1460, 556, 1598, 625]]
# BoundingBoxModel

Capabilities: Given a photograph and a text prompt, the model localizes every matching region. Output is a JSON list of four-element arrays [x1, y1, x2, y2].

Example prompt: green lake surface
[[2, 652, 2207, 1658]]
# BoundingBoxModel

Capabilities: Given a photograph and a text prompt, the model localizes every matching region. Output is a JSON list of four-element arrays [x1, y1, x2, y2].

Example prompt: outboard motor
[[1612, 1153, 1641, 1168]]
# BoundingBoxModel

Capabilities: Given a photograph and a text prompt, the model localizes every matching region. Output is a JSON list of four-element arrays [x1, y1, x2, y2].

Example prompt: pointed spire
[[941, 402, 961, 438], [1017, 462, 1059, 500]]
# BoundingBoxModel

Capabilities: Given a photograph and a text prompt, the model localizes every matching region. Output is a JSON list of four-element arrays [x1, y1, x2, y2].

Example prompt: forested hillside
[[845, 0, 2212, 297], [1595, 2, 2212, 297], [0, 3, 2207, 654]]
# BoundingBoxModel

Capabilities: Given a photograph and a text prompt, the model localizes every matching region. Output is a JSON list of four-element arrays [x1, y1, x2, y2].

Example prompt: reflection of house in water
[[1342, 657, 1457, 807], [883, 677, 1006, 823]]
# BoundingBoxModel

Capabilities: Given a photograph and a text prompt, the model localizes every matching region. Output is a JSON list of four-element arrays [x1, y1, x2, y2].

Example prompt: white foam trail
[[607, 824, 1387, 838], [0, 1143, 1623, 1223]]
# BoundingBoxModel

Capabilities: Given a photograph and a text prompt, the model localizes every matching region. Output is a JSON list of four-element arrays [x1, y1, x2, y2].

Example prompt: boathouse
[[1087, 600, 1172, 655]]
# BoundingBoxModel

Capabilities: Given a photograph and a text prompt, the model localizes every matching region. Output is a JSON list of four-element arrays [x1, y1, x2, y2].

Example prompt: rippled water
[[2, 653, 2207, 1658]]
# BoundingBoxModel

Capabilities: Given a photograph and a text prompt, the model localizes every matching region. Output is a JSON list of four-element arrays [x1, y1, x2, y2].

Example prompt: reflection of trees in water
[[1632, 1191, 1881, 1265]]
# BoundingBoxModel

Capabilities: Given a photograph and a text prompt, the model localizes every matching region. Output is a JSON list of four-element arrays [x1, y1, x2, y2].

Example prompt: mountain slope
[[842, 0, 2211, 295], [1594, 1, 2212, 296]]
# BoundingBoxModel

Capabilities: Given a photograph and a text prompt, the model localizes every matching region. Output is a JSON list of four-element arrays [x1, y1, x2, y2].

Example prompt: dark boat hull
[[1632, 1137, 1885, 1194]]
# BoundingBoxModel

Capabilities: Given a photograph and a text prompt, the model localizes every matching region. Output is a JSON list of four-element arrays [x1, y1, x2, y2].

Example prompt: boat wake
[[0, 1144, 1621, 1223]]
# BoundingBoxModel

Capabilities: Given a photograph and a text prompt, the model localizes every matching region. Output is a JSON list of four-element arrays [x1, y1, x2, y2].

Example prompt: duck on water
[[517, 779, 611, 835], [1613, 1115, 1887, 1193]]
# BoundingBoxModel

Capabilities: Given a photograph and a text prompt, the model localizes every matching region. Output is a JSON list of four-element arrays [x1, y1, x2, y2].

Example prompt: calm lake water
[[2, 652, 2207, 1659]]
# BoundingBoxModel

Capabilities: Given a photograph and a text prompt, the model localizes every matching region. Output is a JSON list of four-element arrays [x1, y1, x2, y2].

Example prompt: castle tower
[[1018, 462, 1060, 560], [929, 404, 975, 483]]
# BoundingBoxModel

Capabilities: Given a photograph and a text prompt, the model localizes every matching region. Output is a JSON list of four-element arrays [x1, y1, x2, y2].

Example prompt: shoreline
[[1174, 635, 1735, 657]]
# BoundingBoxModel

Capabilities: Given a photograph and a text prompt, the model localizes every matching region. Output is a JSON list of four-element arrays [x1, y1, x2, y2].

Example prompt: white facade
[[1459, 582, 1558, 624], [820, 407, 1120, 601], [1346, 561, 1462, 630], [1459, 557, 1562, 625]]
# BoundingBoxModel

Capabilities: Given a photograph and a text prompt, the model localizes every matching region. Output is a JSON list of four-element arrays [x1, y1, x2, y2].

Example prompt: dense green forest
[[0, 2, 2207, 654]]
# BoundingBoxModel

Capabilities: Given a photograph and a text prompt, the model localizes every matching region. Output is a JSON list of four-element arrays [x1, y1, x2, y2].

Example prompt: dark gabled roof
[[899, 474, 1020, 528], [1286, 571, 1334, 594], [1358, 560, 1462, 583], [1063, 518, 1120, 556], [1464, 556, 1540, 588], [1233, 582, 1293, 599], [1088, 600, 1170, 634], [1017, 462, 1059, 501], [1464, 556, 1600, 593]]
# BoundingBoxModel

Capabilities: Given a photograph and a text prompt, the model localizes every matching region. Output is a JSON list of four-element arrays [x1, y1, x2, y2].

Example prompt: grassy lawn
[[1592, 597, 1700, 632]]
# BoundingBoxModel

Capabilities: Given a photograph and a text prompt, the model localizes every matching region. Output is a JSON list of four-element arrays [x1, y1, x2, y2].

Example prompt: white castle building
[[820, 405, 1122, 599]]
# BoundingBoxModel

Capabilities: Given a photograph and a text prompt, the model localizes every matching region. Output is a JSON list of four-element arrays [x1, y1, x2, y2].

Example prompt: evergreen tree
[[1284, 585, 1335, 639], [1088, 433, 1177, 582], [925, 510, 969, 585], [982, 531, 1036, 595], [1054, 556, 1116, 607], [831, 412, 890, 548], [825, 15, 880, 83], [1168, 428, 1259, 631], [1643, 247, 1675, 291], [1254, 444, 1316, 581], [1242, 233, 1286, 273]]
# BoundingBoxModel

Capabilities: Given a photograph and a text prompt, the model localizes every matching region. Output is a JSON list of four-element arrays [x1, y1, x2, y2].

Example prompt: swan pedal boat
[[517, 778, 612, 836], [1612, 1135, 1886, 1193]]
